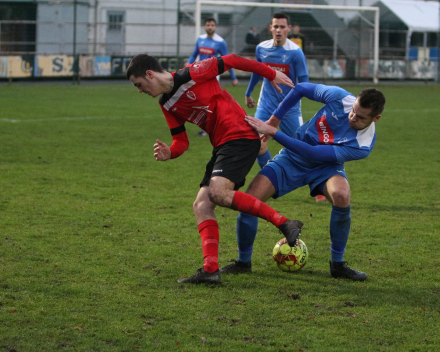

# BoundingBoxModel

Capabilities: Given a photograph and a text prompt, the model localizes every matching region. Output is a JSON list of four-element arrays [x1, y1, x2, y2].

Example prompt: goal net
[[194, 0, 380, 83]]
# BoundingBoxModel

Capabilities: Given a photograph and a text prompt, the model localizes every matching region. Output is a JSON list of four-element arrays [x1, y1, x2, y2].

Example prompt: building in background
[[0, 0, 438, 80]]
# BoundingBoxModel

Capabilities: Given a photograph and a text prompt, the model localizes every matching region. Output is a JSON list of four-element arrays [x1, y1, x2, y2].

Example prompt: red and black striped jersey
[[159, 54, 276, 157]]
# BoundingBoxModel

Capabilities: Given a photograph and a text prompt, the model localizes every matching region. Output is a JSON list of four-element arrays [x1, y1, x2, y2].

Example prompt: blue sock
[[329, 205, 351, 262], [236, 212, 259, 263], [257, 150, 271, 169]]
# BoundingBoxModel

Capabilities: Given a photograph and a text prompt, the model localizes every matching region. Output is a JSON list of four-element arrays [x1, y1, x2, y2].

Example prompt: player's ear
[[372, 114, 381, 123], [145, 70, 154, 79]]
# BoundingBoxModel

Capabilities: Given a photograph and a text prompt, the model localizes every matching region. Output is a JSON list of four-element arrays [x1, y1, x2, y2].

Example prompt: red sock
[[231, 191, 287, 227], [198, 219, 219, 273]]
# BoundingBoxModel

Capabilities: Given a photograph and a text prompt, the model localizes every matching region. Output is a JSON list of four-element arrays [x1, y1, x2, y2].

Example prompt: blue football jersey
[[187, 33, 237, 80], [246, 39, 308, 115], [283, 85, 376, 167]]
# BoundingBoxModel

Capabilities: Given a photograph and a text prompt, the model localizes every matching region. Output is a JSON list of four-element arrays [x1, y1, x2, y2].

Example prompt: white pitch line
[[1, 108, 438, 124], [0, 115, 159, 123]]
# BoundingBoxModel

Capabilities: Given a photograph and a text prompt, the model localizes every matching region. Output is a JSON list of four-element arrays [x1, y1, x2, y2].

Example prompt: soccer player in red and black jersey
[[126, 53, 303, 284]]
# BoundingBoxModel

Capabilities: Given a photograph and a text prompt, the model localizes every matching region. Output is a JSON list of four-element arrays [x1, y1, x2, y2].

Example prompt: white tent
[[370, 0, 439, 60], [376, 0, 439, 32]]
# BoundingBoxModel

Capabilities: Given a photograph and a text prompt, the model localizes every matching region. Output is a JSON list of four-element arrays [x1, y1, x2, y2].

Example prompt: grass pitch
[[1, 81, 439, 351]]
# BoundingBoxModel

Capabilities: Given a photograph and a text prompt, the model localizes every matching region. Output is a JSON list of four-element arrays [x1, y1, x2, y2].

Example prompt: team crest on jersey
[[338, 137, 348, 144], [186, 91, 196, 100], [317, 115, 334, 144]]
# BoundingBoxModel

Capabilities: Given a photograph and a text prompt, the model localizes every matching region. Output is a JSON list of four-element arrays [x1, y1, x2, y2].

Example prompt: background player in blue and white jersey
[[245, 13, 308, 169], [187, 17, 238, 86], [187, 17, 239, 136], [220, 83, 386, 281]]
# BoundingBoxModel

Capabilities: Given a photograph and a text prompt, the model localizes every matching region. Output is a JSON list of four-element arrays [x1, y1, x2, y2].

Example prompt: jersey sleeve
[[188, 57, 221, 82], [189, 55, 276, 83], [222, 54, 276, 81], [333, 145, 371, 163], [274, 131, 338, 162], [187, 41, 199, 64], [160, 105, 190, 159], [245, 46, 263, 96], [293, 50, 309, 83], [218, 41, 237, 81], [273, 82, 317, 120], [273, 83, 351, 120]]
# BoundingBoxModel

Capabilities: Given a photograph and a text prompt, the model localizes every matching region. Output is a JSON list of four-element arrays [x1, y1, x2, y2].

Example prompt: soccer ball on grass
[[273, 237, 308, 272]]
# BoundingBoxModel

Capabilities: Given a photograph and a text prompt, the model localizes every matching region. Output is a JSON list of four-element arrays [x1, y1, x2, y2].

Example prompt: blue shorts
[[259, 150, 347, 198], [255, 104, 303, 137]]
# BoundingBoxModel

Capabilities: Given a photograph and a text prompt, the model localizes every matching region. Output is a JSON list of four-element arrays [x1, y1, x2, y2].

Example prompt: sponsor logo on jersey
[[282, 55, 288, 63], [186, 91, 196, 100], [212, 169, 223, 173], [199, 47, 215, 55], [264, 62, 290, 75], [332, 111, 338, 120], [194, 111, 206, 124], [317, 115, 334, 144]]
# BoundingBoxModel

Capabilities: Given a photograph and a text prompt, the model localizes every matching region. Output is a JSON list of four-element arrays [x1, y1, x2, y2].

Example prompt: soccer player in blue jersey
[[220, 83, 386, 281], [245, 13, 308, 170], [187, 17, 238, 86], [187, 17, 239, 136]]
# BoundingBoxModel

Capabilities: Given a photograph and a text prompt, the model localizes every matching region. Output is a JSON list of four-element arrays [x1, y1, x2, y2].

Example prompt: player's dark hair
[[272, 13, 290, 25], [358, 88, 386, 117], [126, 54, 165, 79], [204, 17, 216, 25]]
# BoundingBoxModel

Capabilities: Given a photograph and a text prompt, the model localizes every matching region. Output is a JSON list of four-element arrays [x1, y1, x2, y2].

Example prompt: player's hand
[[245, 96, 256, 108], [232, 79, 239, 86], [154, 139, 171, 161], [266, 115, 281, 129], [245, 115, 278, 138], [270, 71, 294, 94]]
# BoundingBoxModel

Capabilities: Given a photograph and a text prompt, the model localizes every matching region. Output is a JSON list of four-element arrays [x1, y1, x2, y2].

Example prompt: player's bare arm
[[245, 96, 256, 108], [245, 115, 278, 136], [258, 114, 282, 142], [270, 70, 294, 94], [154, 139, 172, 161]]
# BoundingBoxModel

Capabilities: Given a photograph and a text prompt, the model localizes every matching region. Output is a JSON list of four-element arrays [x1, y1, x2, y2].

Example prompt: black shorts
[[200, 138, 261, 191]]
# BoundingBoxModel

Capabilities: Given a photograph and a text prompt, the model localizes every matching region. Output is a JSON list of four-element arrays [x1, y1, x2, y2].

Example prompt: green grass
[[1, 82, 439, 351]]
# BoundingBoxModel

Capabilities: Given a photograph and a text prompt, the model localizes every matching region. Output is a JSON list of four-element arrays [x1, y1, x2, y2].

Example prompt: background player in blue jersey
[[245, 13, 308, 169], [187, 17, 239, 136], [220, 83, 386, 281]]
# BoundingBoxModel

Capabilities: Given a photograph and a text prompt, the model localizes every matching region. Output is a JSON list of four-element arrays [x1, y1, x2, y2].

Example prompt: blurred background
[[0, 0, 439, 81]]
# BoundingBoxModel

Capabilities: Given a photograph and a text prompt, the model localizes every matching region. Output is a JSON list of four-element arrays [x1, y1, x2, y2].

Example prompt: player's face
[[270, 18, 291, 46], [204, 21, 216, 36], [348, 99, 381, 130], [129, 73, 161, 98]]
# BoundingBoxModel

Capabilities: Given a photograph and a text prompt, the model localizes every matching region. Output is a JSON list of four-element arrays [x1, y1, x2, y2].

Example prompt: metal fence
[[1, 19, 439, 81]]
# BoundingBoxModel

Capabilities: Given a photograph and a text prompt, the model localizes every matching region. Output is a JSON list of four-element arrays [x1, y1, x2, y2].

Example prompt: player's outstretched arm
[[222, 54, 293, 90], [154, 139, 171, 161], [245, 115, 278, 136]]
